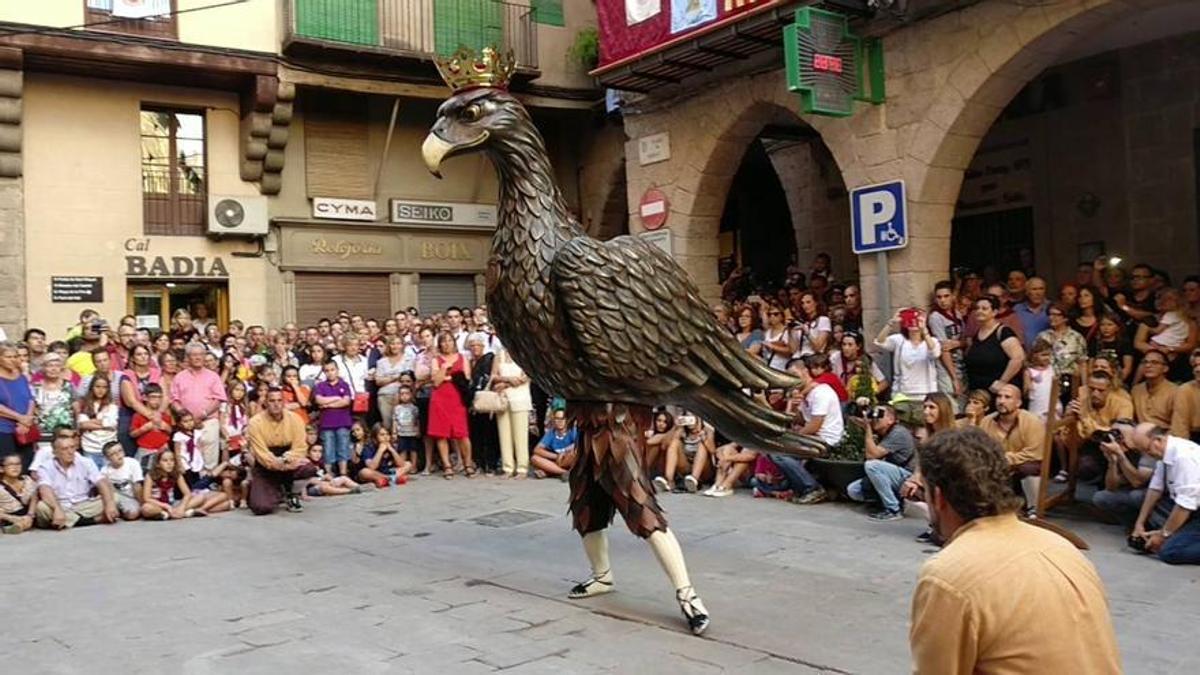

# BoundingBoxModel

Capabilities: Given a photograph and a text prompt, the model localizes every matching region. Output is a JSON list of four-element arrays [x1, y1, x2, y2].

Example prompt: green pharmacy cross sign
[[784, 8, 885, 117]]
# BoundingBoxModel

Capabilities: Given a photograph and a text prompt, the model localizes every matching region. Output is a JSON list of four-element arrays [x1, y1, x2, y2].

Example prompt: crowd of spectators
[[1, 254, 1197, 565]]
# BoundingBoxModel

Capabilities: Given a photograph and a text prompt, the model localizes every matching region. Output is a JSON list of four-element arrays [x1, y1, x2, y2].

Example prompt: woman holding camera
[[793, 291, 831, 358], [874, 309, 941, 420]]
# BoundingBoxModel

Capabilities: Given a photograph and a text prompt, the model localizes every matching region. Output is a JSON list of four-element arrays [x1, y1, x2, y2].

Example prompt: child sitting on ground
[[358, 424, 411, 488], [302, 445, 363, 498], [130, 384, 172, 470], [99, 441, 143, 521], [140, 449, 208, 520], [703, 443, 758, 498]]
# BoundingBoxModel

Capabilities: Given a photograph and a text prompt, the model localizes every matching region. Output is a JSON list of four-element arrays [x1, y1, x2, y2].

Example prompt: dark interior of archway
[[593, 164, 629, 241], [719, 136, 795, 286]]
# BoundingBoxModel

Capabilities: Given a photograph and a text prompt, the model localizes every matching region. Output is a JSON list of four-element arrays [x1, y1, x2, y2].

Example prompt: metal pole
[[373, 98, 401, 197], [876, 250, 891, 330]]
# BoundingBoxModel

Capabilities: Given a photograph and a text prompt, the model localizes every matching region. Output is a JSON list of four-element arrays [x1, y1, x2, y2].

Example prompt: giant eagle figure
[[422, 47, 823, 636]]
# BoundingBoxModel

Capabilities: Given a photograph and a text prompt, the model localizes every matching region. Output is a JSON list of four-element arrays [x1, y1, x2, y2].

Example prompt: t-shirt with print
[[101, 459, 144, 498], [393, 402, 420, 437], [928, 310, 965, 377], [877, 424, 917, 469], [538, 427, 578, 454], [803, 383, 844, 447], [314, 379, 353, 430]]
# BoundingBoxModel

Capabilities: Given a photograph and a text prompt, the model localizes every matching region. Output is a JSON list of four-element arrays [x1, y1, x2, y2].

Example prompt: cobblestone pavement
[[4, 477, 1198, 674]]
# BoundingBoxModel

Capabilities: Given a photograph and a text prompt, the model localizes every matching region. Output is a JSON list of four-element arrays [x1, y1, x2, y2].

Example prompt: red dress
[[427, 355, 468, 440]]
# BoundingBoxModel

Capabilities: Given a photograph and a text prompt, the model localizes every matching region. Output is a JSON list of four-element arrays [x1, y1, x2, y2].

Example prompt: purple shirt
[[315, 379, 352, 430]]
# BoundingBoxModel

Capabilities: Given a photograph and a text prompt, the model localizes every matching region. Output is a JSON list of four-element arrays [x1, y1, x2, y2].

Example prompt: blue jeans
[[767, 453, 820, 495], [1092, 488, 1149, 531], [846, 459, 912, 513], [751, 476, 792, 495], [1144, 496, 1200, 565], [321, 428, 351, 465]]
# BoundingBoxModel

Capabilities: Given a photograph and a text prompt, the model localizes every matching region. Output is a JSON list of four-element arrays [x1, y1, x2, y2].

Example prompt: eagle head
[[422, 87, 524, 178]]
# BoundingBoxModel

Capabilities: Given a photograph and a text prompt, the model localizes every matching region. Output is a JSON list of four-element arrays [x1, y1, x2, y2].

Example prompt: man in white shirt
[[769, 359, 843, 505], [1130, 424, 1200, 565], [35, 431, 119, 529]]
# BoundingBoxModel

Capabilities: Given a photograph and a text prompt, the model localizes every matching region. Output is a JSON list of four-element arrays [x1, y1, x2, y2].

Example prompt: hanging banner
[[626, 0, 661, 24], [671, 0, 717, 34]]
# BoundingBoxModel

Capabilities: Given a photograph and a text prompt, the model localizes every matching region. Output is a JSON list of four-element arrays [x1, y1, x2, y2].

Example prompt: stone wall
[[619, 0, 1172, 329], [0, 50, 22, 336]]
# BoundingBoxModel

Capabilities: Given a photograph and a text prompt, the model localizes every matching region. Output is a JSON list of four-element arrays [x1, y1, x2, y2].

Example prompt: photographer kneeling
[[1128, 424, 1200, 565], [846, 405, 917, 521], [1091, 418, 1156, 530]]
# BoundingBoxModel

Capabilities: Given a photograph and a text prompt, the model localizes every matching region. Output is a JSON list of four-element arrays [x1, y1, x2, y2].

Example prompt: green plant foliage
[[568, 27, 599, 70]]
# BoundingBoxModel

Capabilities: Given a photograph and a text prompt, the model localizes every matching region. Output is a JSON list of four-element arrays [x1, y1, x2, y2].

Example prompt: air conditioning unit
[[207, 195, 269, 237]]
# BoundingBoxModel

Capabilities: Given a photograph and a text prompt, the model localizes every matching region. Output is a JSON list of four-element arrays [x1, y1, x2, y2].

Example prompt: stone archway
[[624, 82, 858, 298]]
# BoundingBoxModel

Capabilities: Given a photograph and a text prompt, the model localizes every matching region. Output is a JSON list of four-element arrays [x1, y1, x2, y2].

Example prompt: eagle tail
[[678, 383, 824, 458]]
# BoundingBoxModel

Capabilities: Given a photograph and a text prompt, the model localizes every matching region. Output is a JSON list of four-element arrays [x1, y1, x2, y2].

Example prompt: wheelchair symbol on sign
[[879, 224, 902, 244]]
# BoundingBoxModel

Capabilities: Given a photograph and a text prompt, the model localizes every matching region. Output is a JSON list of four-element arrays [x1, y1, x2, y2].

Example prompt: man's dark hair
[[318, 317, 331, 325], [1153, 269, 1171, 286], [22, 328, 45, 341], [143, 383, 163, 396], [446, 306, 461, 314], [52, 424, 77, 440], [1185, 274, 1200, 286], [933, 280, 954, 293], [805, 352, 831, 372], [918, 427, 1022, 521], [265, 385, 285, 395]]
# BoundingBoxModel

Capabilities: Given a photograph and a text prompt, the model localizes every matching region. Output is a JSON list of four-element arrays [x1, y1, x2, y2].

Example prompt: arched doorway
[[718, 124, 850, 293], [591, 163, 629, 241], [948, 2, 1200, 287]]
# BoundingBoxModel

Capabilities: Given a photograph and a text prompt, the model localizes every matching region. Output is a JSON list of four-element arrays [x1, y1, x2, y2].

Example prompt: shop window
[[85, 0, 178, 40], [141, 107, 207, 236]]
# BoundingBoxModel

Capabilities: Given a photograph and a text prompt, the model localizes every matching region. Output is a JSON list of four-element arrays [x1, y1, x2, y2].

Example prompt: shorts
[[321, 428, 352, 464], [185, 471, 216, 493], [306, 483, 324, 498], [114, 493, 141, 517], [397, 436, 421, 453]]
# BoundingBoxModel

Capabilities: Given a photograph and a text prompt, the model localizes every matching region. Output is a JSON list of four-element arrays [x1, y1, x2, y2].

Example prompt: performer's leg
[[567, 530, 614, 598], [647, 529, 710, 635]]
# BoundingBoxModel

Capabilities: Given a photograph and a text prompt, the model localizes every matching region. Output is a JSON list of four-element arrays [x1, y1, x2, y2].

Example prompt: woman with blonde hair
[[491, 343, 532, 478]]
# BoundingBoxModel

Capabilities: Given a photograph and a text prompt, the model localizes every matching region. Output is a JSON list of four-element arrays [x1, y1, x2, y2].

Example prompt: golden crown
[[434, 45, 517, 91]]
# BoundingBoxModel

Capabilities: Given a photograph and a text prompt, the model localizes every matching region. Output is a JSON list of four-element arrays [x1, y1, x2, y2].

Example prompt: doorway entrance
[[128, 281, 228, 333]]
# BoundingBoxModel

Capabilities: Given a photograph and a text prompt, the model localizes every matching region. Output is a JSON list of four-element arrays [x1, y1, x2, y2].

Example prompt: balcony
[[284, 0, 539, 80]]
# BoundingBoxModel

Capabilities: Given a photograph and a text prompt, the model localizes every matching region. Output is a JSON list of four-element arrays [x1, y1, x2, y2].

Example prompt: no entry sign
[[639, 188, 669, 231]]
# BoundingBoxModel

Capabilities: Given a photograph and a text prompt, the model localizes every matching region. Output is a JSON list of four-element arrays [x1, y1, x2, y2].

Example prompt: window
[[532, 0, 565, 27], [141, 108, 207, 236], [85, 0, 178, 39]]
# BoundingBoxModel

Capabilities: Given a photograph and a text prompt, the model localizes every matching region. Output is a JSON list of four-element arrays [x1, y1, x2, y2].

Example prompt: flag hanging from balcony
[[626, 0, 661, 25], [670, 0, 717, 35], [111, 0, 171, 19]]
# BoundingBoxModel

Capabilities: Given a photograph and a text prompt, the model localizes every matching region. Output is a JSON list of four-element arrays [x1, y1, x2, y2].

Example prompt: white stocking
[[582, 530, 612, 582], [647, 529, 690, 591]]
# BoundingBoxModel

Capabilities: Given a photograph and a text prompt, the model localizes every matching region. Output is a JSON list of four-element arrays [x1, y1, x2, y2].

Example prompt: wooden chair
[[1024, 376, 1089, 550]]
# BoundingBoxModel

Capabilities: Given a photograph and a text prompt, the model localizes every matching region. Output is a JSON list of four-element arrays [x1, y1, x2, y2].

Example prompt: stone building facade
[[607, 0, 1199, 328]]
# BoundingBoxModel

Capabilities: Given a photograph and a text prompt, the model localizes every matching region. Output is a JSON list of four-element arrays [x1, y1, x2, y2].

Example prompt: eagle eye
[[460, 104, 483, 123]]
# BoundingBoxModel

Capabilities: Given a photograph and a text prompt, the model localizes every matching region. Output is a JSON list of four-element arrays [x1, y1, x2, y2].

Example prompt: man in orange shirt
[[910, 427, 1120, 674]]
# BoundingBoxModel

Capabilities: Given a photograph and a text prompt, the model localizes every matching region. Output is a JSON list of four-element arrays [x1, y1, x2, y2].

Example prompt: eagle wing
[[550, 234, 797, 397]]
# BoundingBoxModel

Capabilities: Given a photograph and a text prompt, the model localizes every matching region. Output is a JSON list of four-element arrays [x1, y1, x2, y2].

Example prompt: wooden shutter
[[418, 275, 477, 314], [304, 94, 371, 199], [294, 273, 390, 326]]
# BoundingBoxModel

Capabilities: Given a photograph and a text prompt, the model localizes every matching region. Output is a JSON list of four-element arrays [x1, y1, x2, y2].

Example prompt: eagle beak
[[422, 130, 489, 179]]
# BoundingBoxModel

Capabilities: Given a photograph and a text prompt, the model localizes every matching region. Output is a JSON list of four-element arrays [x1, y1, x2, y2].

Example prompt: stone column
[[396, 273, 419, 311], [279, 271, 296, 323], [0, 48, 23, 334], [473, 274, 486, 306]]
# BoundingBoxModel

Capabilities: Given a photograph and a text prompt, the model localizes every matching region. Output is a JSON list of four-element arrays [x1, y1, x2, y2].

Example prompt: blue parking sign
[[850, 181, 907, 254]]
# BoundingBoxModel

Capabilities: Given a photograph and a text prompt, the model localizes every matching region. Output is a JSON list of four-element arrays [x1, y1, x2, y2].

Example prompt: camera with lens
[[1091, 428, 1121, 445], [1127, 534, 1148, 552], [846, 396, 873, 419]]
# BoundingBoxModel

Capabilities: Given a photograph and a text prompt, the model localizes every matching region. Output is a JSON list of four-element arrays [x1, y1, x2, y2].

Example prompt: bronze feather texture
[[423, 88, 820, 459]]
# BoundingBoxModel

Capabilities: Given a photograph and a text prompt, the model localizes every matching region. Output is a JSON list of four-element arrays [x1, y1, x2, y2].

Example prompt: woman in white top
[[760, 304, 796, 372], [491, 344, 532, 478], [374, 336, 408, 431], [298, 343, 328, 388], [77, 375, 119, 468], [874, 309, 942, 399], [333, 335, 369, 400], [793, 291, 831, 357]]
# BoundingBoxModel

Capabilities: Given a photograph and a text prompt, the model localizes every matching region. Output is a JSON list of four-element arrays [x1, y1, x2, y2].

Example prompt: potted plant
[[567, 27, 599, 71]]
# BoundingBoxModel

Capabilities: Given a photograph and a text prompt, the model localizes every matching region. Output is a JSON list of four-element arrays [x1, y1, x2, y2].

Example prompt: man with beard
[[979, 384, 1044, 479], [910, 427, 1120, 674]]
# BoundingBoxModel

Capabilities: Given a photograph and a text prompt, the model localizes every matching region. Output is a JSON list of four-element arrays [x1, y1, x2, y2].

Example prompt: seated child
[[129, 384, 172, 470], [359, 424, 411, 488], [303, 445, 362, 498], [703, 443, 757, 498], [99, 441, 143, 521], [140, 449, 210, 520]]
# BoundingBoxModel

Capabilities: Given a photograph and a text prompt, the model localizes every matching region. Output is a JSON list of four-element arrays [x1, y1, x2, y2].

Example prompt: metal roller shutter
[[294, 273, 391, 326], [418, 275, 476, 315]]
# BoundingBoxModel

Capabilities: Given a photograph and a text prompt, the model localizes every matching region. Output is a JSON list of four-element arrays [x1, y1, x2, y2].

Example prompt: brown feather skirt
[[568, 403, 668, 538]]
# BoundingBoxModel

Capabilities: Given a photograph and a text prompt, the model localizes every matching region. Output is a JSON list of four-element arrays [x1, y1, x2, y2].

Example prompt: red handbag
[[352, 393, 370, 414], [16, 424, 40, 447]]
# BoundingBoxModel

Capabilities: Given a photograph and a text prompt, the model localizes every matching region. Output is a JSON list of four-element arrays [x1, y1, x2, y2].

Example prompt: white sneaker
[[684, 475, 699, 493], [653, 476, 671, 494], [707, 486, 732, 498], [701, 486, 716, 497]]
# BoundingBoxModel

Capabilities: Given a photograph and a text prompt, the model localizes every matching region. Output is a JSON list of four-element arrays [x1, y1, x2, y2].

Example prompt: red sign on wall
[[639, 188, 669, 231]]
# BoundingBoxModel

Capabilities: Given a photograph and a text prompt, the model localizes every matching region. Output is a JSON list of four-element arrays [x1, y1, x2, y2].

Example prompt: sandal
[[464, 466, 477, 478], [443, 468, 454, 480]]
